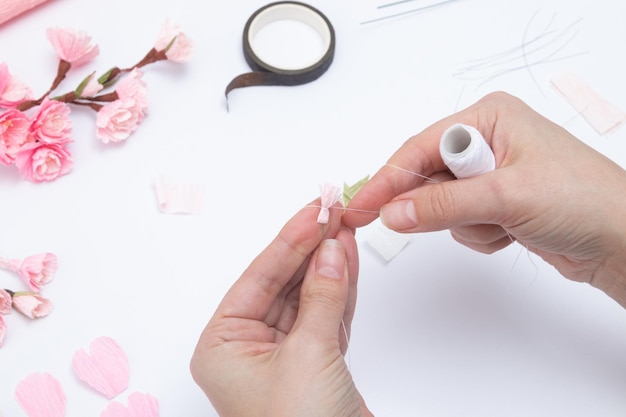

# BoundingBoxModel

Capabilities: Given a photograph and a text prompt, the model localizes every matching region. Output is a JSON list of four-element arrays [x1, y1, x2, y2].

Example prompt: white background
[[1, 0, 626, 416]]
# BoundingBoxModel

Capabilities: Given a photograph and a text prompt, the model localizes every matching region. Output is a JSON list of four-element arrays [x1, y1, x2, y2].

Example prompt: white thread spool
[[439, 124, 495, 179]]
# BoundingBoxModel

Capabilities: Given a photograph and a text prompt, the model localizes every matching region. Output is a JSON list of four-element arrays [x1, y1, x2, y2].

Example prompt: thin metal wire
[[377, 0, 422, 9], [361, 0, 461, 25]]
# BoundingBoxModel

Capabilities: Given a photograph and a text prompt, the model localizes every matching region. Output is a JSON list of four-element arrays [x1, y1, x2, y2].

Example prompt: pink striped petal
[[15, 373, 66, 417], [72, 336, 130, 399], [100, 392, 159, 417]]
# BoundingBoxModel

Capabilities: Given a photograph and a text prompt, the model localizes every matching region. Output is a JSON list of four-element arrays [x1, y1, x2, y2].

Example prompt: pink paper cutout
[[551, 72, 626, 136], [71, 336, 130, 399], [317, 183, 341, 224], [0, 0, 50, 26], [153, 175, 204, 215], [15, 372, 66, 417], [100, 392, 159, 417]]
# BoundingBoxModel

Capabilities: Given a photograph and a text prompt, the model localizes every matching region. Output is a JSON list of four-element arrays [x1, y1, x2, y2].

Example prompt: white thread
[[384, 164, 440, 183], [439, 124, 495, 179]]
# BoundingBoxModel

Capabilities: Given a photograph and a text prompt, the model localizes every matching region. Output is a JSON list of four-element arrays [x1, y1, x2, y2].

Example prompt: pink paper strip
[[551, 72, 626, 136], [0, 0, 50, 26], [154, 175, 203, 215], [15, 372, 66, 417]]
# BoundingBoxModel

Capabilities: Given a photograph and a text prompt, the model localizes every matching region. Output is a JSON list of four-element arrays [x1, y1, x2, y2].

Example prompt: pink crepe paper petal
[[100, 392, 159, 417], [317, 183, 341, 224], [72, 336, 130, 399], [153, 175, 204, 215], [15, 372, 66, 417]]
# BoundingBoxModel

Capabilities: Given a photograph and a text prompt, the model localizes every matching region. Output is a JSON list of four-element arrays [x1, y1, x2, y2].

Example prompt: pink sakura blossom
[[0, 109, 31, 165], [95, 69, 148, 144], [29, 97, 72, 144], [95, 98, 142, 144], [0, 315, 6, 346], [154, 20, 193, 63], [46, 27, 99, 67], [14, 142, 73, 182], [11, 253, 58, 292], [0, 289, 12, 315], [0, 62, 33, 107], [116, 68, 148, 114], [11, 291, 53, 319]]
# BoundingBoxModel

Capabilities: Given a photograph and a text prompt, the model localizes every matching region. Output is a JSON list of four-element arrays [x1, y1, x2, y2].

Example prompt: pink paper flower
[[0, 109, 31, 165], [95, 98, 143, 144], [317, 183, 341, 224], [29, 97, 73, 145], [11, 291, 53, 319], [0, 315, 6, 347], [116, 68, 148, 115], [14, 142, 73, 182], [46, 27, 99, 67], [154, 20, 193, 63], [12, 253, 58, 292], [0, 289, 12, 315], [0, 62, 33, 107]]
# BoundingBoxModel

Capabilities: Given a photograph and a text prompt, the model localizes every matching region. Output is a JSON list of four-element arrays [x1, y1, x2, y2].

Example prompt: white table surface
[[1, 0, 626, 415]]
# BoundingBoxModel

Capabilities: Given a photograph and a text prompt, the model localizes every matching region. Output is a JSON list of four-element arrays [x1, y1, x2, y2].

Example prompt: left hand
[[190, 199, 374, 417]]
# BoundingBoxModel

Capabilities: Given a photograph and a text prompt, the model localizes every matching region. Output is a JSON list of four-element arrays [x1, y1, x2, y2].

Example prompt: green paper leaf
[[342, 175, 369, 206]]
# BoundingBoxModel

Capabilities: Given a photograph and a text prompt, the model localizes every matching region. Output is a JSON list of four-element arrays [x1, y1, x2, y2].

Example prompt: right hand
[[344, 92, 626, 308]]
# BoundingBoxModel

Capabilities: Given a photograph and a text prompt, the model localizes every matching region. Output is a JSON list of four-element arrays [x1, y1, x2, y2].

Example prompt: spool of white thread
[[439, 123, 495, 179]]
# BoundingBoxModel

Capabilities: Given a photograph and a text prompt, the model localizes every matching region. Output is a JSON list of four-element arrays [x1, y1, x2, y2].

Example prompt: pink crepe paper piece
[[100, 392, 159, 417], [551, 72, 626, 136], [317, 183, 341, 224], [153, 175, 204, 215], [0, 0, 50, 26], [72, 336, 130, 399], [15, 372, 66, 417]]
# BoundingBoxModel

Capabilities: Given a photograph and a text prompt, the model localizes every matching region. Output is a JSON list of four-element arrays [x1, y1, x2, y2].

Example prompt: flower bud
[[11, 291, 53, 319]]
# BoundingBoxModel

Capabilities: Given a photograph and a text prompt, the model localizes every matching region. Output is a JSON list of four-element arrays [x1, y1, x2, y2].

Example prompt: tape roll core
[[225, 1, 335, 97]]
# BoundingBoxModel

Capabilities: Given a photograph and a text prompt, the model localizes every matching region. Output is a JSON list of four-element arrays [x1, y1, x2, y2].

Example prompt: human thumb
[[379, 177, 497, 232], [295, 239, 349, 341]]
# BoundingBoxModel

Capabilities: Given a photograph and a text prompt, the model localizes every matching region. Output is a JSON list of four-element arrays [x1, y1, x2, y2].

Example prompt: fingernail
[[316, 239, 345, 279], [380, 200, 418, 230]]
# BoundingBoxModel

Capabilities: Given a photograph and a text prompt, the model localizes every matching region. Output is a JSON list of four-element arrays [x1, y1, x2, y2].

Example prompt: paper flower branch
[[0, 252, 57, 347], [0, 20, 192, 182]]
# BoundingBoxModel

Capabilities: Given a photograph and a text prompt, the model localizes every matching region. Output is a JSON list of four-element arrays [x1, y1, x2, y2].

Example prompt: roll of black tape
[[225, 1, 335, 98]]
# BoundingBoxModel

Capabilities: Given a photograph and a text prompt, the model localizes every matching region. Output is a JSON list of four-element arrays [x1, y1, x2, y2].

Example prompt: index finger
[[215, 199, 345, 321]]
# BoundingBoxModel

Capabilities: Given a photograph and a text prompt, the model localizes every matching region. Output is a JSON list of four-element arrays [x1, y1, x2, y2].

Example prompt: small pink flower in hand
[[29, 97, 72, 145], [0, 289, 12, 315], [154, 20, 193, 63], [0, 109, 31, 165], [14, 142, 73, 182], [11, 291, 53, 319], [0, 315, 6, 346], [13, 253, 58, 292], [46, 27, 99, 67]]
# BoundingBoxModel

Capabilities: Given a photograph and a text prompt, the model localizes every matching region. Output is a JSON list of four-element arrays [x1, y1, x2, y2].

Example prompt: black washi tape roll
[[225, 1, 335, 98]]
